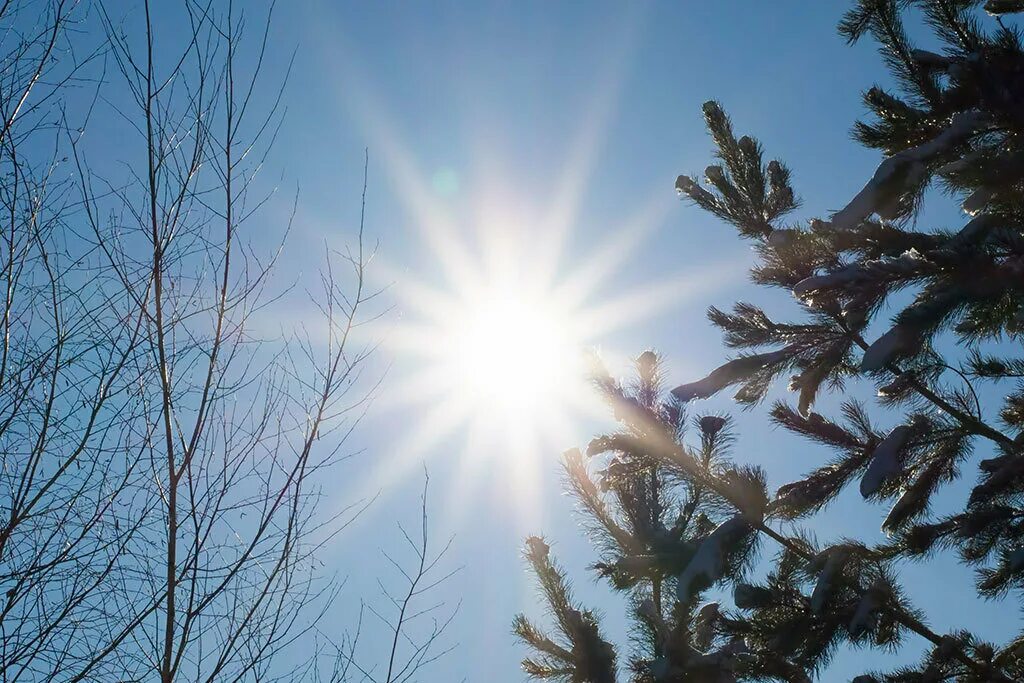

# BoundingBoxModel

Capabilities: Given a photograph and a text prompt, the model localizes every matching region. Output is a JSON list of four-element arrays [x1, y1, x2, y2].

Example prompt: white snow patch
[[676, 175, 715, 204], [810, 547, 848, 615], [946, 214, 996, 250], [827, 111, 989, 231], [962, 187, 993, 216], [795, 249, 927, 297], [693, 602, 721, 650], [848, 584, 882, 637], [793, 265, 863, 296], [671, 347, 792, 402], [676, 515, 750, 601], [767, 228, 799, 248], [860, 424, 913, 497], [1008, 547, 1024, 573], [860, 325, 917, 372], [911, 49, 952, 68], [733, 583, 764, 609]]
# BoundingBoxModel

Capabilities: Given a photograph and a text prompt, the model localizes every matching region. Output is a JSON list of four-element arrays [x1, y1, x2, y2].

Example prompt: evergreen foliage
[[515, 2, 1024, 680]]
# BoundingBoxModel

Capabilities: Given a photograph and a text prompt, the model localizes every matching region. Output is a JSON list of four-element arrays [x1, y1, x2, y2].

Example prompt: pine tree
[[515, 2, 1024, 681]]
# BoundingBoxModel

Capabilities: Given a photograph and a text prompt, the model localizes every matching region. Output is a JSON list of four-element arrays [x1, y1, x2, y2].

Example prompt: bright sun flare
[[367, 204, 729, 527], [446, 288, 576, 419], [388, 250, 596, 463], [346, 194, 739, 530], [337, 38, 739, 523]]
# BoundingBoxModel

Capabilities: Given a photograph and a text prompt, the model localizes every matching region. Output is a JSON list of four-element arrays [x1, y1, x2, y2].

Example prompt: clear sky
[[123, 1, 1017, 680]]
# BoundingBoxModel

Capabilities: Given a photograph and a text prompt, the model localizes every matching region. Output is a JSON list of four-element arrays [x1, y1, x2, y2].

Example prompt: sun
[[444, 285, 579, 422], [383, 219, 601, 470]]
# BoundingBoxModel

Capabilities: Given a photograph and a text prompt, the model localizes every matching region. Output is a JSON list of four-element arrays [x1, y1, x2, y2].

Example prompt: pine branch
[[848, 328, 1016, 450], [620, 405, 1014, 682]]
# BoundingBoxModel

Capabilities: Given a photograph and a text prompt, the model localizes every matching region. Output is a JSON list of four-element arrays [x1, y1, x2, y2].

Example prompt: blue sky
[[113, 1, 1017, 680]]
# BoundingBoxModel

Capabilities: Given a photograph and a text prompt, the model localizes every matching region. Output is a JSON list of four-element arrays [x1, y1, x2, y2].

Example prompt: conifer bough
[[515, 2, 1024, 681]]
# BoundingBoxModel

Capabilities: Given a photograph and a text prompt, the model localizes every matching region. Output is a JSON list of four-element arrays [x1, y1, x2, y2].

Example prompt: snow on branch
[[675, 515, 751, 602], [827, 110, 989, 232], [860, 423, 915, 498], [792, 248, 929, 297], [671, 346, 796, 402]]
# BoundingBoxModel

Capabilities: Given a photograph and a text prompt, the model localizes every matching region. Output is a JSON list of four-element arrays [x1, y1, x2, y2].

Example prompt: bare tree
[[0, 1, 439, 681], [323, 470, 460, 683], [0, 1, 148, 679]]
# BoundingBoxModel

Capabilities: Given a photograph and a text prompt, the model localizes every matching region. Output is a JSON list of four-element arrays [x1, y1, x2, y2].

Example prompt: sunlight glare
[[447, 287, 578, 420], [326, 22, 727, 529]]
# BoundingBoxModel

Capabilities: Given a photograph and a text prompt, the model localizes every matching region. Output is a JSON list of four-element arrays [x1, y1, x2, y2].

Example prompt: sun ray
[[574, 255, 749, 337], [339, 391, 473, 507], [323, 7, 724, 529], [550, 188, 676, 310], [320, 41, 481, 295], [532, 15, 642, 288]]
